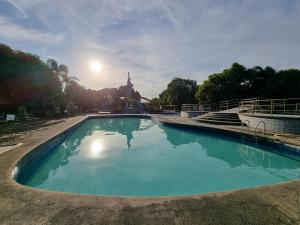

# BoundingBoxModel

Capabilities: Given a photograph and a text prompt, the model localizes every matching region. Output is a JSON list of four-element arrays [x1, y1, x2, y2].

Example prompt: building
[[121, 73, 144, 113]]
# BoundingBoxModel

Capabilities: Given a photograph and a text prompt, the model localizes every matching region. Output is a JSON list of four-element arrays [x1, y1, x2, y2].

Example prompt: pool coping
[[1, 114, 300, 225]]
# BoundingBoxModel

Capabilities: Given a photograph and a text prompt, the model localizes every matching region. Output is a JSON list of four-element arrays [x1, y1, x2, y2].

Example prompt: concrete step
[[203, 115, 240, 120], [207, 112, 238, 116], [198, 114, 240, 120], [202, 117, 241, 122], [195, 112, 242, 125], [194, 118, 242, 125]]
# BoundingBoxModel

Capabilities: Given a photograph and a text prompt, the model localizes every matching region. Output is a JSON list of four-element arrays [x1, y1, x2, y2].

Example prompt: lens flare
[[90, 61, 102, 72]]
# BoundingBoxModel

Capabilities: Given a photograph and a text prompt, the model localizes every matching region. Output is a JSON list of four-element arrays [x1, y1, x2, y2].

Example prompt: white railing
[[161, 105, 176, 112], [181, 104, 199, 112], [220, 97, 264, 111], [240, 120, 251, 136], [255, 121, 265, 137], [181, 104, 211, 112], [239, 98, 300, 115], [220, 98, 242, 110]]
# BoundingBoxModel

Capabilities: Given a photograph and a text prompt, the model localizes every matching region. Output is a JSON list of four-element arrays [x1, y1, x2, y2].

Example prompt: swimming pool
[[16, 117, 300, 196]]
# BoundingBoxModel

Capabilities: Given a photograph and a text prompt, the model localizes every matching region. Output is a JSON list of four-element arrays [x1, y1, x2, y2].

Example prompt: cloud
[[1, 0, 300, 98], [0, 15, 64, 44], [5, 0, 27, 18]]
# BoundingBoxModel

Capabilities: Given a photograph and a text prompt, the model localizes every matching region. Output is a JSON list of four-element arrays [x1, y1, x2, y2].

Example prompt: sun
[[90, 61, 102, 72]]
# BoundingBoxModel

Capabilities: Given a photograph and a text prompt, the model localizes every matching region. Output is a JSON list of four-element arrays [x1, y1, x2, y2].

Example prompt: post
[[283, 99, 285, 113], [271, 100, 273, 115]]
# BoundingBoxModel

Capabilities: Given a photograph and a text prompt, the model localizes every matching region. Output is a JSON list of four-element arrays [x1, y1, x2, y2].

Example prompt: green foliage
[[5, 42, 299, 116], [0, 43, 62, 115], [159, 78, 197, 109], [46, 58, 58, 71], [0, 43, 144, 115], [195, 63, 300, 108], [149, 97, 160, 109]]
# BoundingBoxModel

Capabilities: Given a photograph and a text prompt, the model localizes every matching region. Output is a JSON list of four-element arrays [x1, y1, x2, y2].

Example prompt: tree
[[1, 43, 150, 116], [0, 44, 62, 116], [47, 58, 80, 113], [195, 63, 300, 108], [159, 78, 198, 109], [47, 59, 79, 93], [149, 97, 160, 109]]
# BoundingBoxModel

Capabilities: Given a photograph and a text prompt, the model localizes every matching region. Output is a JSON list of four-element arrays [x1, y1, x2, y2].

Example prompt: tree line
[[156, 63, 300, 109], [1, 42, 300, 115], [0, 43, 140, 117]]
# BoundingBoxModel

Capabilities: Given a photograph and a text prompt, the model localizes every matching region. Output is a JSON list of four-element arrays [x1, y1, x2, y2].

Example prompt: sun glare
[[90, 140, 104, 158], [90, 61, 102, 72]]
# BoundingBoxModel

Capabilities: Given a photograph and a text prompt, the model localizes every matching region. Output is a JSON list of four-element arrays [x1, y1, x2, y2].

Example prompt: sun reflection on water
[[90, 140, 104, 158]]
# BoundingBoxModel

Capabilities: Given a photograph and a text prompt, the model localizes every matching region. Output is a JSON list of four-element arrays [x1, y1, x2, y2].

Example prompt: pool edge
[[1, 114, 300, 224], [6, 114, 300, 199]]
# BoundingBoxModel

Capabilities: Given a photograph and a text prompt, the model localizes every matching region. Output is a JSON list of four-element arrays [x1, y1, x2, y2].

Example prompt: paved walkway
[[0, 117, 87, 156], [0, 143, 23, 155]]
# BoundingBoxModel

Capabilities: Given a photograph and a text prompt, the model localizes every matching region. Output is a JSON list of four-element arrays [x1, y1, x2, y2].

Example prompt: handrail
[[181, 104, 211, 112], [220, 97, 264, 111], [182, 104, 200, 106], [220, 98, 242, 110], [161, 105, 176, 112], [239, 97, 300, 114], [220, 98, 242, 104], [241, 120, 250, 135], [255, 121, 265, 137], [221, 97, 300, 114]]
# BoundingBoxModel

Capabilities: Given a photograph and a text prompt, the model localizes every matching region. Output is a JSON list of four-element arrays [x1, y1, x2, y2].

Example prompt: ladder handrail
[[241, 120, 250, 135], [255, 121, 265, 137]]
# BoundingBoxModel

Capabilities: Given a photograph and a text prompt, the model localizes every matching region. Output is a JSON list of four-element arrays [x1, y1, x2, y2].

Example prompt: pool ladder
[[241, 120, 265, 143]]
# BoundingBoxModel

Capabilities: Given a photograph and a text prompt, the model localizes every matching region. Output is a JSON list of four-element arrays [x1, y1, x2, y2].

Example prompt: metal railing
[[255, 121, 265, 137], [181, 104, 211, 112], [220, 97, 265, 111], [220, 98, 242, 110], [239, 98, 300, 115], [161, 105, 176, 112], [181, 104, 200, 112], [240, 120, 251, 135]]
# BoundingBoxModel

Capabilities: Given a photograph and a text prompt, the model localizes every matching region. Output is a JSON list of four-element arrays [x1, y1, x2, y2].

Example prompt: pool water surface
[[20, 117, 300, 196]]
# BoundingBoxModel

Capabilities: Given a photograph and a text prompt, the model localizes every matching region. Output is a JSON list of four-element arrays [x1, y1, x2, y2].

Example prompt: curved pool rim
[[8, 114, 300, 199]]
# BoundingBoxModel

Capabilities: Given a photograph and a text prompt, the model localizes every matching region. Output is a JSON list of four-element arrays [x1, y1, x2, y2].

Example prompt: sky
[[0, 0, 300, 98]]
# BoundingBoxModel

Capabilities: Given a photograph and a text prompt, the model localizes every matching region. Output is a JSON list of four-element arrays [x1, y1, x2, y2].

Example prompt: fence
[[239, 98, 300, 115], [181, 104, 211, 112], [161, 105, 176, 112], [219, 98, 243, 110]]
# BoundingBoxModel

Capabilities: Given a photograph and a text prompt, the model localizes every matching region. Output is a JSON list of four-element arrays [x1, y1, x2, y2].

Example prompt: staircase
[[194, 112, 242, 125]]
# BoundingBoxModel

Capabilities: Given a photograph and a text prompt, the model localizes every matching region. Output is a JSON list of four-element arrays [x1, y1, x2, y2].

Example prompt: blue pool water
[[20, 117, 300, 196]]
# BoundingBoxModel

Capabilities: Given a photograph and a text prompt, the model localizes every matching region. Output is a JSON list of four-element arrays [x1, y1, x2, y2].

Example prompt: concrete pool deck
[[0, 114, 300, 225]]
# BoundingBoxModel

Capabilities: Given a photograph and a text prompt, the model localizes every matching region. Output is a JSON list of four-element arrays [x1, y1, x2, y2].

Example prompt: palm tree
[[47, 58, 59, 72], [47, 60, 79, 91], [47, 59, 80, 114]]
